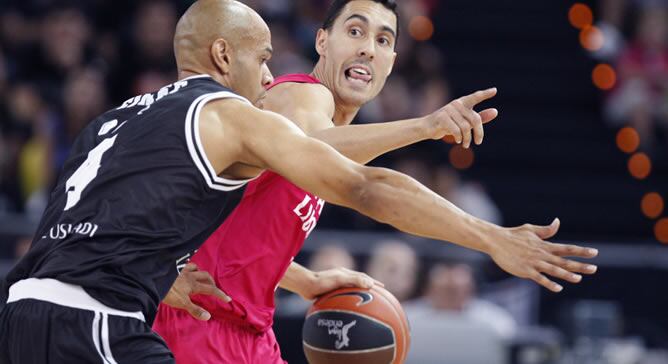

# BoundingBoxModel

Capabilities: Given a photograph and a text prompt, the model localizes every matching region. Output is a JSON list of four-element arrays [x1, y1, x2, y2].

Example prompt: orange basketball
[[302, 286, 410, 364]]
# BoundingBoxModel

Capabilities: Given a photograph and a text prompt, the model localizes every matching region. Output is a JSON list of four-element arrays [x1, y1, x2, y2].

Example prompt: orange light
[[449, 145, 474, 170], [580, 25, 604, 51], [655, 218, 668, 244], [592, 64, 616, 90], [642, 193, 664, 219], [616, 127, 640, 154], [409, 16, 434, 41], [442, 135, 457, 144], [569, 3, 593, 29], [628, 153, 652, 180]]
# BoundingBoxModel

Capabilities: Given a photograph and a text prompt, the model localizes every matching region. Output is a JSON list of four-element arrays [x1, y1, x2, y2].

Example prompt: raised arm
[[263, 82, 500, 164], [202, 99, 598, 292]]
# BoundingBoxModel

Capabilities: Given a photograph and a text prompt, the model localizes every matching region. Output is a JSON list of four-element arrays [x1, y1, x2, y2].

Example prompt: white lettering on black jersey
[[5, 75, 253, 324]]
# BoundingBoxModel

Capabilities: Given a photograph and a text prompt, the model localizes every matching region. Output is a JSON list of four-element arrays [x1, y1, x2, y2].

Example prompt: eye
[[349, 27, 362, 37], [378, 37, 390, 46]]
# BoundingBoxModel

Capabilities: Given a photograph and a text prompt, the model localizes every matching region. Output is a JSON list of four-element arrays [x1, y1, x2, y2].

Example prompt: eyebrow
[[344, 14, 397, 40]]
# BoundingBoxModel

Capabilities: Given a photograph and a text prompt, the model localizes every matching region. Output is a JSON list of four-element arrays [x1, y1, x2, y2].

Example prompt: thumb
[[532, 218, 560, 240], [185, 298, 211, 321], [479, 108, 498, 124]]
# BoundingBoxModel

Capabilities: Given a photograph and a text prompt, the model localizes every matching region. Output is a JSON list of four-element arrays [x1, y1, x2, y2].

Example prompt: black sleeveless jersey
[[4, 75, 252, 323]]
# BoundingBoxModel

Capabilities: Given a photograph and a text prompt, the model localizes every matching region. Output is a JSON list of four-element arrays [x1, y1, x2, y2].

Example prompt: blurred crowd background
[[0, 0, 667, 363]]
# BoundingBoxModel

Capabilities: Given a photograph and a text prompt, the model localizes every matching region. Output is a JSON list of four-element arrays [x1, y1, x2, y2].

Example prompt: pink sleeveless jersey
[[154, 74, 324, 334]]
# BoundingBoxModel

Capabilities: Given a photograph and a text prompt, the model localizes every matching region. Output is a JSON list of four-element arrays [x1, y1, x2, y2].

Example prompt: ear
[[315, 28, 328, 57], [211, 38, 231, 75], [387, 51, 397, 76]]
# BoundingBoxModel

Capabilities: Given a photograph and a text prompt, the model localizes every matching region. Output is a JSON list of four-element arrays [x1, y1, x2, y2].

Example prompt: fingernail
[[572, 274, 581, 282], [555, 284, 563, 292], [588, 248, 598, 255], [200, 312, 211, 320], [587, 265, 597, 272]]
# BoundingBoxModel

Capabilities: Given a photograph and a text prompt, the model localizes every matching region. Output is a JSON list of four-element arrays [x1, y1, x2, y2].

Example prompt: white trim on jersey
[[184, 91, 256, 192], [7, 278, 145, 321], [181, 74, 213, 82]]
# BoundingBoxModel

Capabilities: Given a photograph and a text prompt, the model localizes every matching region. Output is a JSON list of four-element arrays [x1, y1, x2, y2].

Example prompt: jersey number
[[64, 135, 118, 211]]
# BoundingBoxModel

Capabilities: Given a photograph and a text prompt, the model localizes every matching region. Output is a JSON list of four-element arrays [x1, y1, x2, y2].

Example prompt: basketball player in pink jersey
[[153, 1, 599, 363]]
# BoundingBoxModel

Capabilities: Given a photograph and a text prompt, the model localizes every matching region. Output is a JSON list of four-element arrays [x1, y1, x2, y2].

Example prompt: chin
[[343, 92, 371, 107]]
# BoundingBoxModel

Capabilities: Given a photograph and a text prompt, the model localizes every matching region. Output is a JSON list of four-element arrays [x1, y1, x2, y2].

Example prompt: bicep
[[242, 110, 365, 207]]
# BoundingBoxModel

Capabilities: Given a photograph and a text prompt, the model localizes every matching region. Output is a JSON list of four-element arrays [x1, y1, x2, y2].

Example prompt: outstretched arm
[[263, 82, 499, 164], [203, 99, 598, 292]]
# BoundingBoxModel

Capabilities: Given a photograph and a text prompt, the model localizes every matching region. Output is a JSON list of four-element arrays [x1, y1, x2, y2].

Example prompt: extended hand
[[162, 263, 231, 320], [488, 218, 598, 292], [302, 267, 384, 300], [426, 88, 499, 148]]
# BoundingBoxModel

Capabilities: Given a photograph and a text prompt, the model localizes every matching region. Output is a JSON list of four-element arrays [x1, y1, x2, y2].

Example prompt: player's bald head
[[174, 0, 269, 75], [173, 0, 274, 106]]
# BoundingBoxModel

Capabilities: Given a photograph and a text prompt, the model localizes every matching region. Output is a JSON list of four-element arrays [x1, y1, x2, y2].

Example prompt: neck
[[311, 61, 361, 126], [178, 66, 227, 89], [177, 69, 200, 80]]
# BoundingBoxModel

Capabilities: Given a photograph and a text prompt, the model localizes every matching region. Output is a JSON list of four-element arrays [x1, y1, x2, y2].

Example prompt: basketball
[[302, 286, 410, 364]]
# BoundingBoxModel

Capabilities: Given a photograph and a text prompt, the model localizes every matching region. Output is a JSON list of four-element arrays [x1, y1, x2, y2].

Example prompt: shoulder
[[201, 96, 259, 125], [266, 82, 334, 116], [264, 82, 335, 133], [201, 97, 302, 137]]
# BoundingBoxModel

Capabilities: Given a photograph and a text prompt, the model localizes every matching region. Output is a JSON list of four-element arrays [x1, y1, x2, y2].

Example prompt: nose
[[262, 64, 274, 87], [357, 37, 376, 60]]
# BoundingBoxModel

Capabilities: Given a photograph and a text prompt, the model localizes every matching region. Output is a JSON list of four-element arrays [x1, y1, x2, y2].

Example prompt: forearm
[[356, 168, 501, 254], [310, 118, 430, 165], [278, 262, 316, 299]]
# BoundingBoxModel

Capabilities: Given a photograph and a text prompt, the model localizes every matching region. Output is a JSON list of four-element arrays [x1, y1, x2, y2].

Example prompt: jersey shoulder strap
[[266, 74, 321, 90]]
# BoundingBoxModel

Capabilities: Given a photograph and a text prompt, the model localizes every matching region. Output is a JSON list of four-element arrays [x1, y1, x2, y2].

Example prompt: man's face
[[227, 23, 274, 108], [318, 0, 397, 107]]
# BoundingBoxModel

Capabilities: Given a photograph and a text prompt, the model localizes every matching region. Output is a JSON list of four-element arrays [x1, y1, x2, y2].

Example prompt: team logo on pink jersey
[[293, 194, 325, 237]]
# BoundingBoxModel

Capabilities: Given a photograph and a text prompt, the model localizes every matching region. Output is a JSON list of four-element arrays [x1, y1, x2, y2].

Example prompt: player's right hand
[[304, 267, 384, 300], [425, 87, 499, 148], [162, 263, 231, 321], [487, 218, 599, 292]]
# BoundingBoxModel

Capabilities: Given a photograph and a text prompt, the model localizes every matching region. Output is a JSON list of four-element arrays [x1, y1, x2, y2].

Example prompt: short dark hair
[[322, 0, 400, 44]]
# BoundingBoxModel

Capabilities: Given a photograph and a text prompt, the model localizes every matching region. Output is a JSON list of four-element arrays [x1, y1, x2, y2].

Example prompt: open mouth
[[344, 65, 372, 85]]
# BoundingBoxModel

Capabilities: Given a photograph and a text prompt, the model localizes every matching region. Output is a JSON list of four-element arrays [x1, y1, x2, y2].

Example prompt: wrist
[[462, 216, 504, 256], [301, 270, 319, 300], [417, 115, 436, 140], [480, 223, 509, 257]]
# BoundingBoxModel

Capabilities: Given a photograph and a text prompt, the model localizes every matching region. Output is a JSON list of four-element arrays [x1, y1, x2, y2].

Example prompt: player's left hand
[[303, 267, 384, 300], [162, 263, 231, 321], [425, 87, 498, 148]]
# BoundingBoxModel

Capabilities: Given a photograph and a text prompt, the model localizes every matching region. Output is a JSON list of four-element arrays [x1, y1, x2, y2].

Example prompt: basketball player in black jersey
[[1, 1, 598, 363]]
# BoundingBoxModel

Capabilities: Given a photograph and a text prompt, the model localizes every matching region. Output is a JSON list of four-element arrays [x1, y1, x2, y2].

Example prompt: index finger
[[194, 282, 232, 303], [459, 87, 497, 109]]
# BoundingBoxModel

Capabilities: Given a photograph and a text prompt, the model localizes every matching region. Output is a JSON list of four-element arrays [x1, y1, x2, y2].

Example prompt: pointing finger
[[459, 87, 497, 108]]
